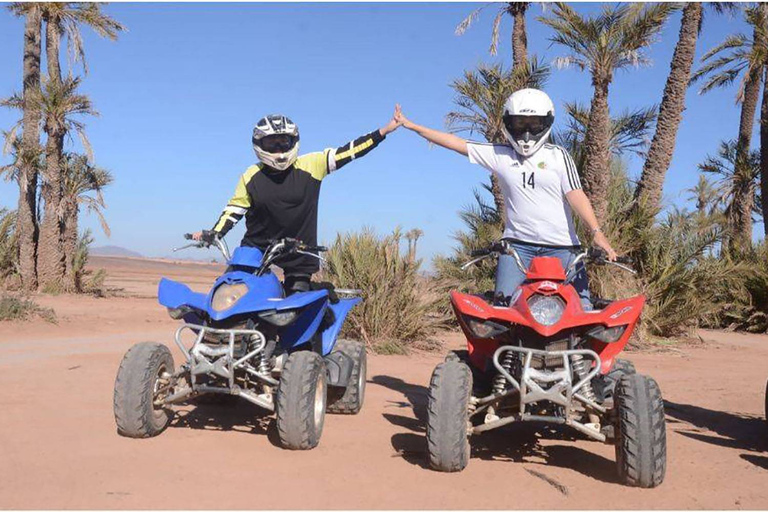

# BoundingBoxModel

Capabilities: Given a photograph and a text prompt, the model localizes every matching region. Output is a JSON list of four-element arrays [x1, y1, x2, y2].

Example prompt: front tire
[[327, 339, 367, 415], [276, 351, 327, 450], [113, 342, 175, 438], [426, 360, 473, 472], [612, 358, 637, 376], [614, 374, 667, 488]]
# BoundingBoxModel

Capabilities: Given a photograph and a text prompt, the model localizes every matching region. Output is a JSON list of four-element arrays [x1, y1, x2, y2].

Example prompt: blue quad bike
[[112, 235, 367, 450]]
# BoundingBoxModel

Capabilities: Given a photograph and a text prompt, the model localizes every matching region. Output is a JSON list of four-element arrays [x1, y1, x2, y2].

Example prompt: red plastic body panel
[[526, 256, 566, 281], [451, 256, 645, 375]]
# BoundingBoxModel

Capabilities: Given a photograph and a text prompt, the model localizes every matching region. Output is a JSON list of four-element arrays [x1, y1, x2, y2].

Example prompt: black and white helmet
[[502, 89, 555, 158], [252, 114, 300, 170]]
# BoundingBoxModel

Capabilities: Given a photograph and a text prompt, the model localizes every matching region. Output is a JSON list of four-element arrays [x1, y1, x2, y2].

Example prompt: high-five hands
[[380, 104, 405, 136], [393, 104, 413, 130]]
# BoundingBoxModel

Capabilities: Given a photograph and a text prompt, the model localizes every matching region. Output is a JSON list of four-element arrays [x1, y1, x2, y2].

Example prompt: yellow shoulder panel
[[294, 152, 329, 181]]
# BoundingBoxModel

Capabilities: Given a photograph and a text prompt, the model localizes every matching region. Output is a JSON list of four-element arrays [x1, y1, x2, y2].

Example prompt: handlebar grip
[[316, 246, 328, 252], [615, 256, 633, 265], [184, 233, 194, 240], [470, 249, 490, 257]]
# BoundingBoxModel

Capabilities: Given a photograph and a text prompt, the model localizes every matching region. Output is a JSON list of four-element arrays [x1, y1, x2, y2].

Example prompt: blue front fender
[[158, 278, 208, 311]]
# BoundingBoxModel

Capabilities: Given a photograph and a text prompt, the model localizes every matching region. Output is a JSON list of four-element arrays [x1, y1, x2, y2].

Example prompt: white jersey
[[467, 142, 582, 247]]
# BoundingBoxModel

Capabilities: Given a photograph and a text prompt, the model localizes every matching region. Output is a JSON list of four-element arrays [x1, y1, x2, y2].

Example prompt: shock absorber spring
[[493, 349, 517, 395], [571, 354, 596, 402]]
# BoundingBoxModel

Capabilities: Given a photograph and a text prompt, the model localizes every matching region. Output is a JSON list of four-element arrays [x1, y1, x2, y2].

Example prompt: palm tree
[[699, 140, 762, 253], [556, 102, 658, 164], [633, 3, 736, 224], [762, 63, 768, 237], [6, 3, 43, 290], [446, 59, 550, 218], [540, 2, 673, 223], [23, 76, 99, 289], [691, 4, 768, 246], [36, 3, 122, 289], [456, 2, 530, 69], [687, 174, 723, 218], [60, 152, 112, 287]]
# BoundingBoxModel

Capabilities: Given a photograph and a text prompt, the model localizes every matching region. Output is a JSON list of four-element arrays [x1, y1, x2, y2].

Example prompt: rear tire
[[764, 379, 768, 424], [426, 360, 473, 472], [276, 351, 327, 450], [113, 342, 175, 438], [614, 373, 666, 488], [327, 339, 366, 415]]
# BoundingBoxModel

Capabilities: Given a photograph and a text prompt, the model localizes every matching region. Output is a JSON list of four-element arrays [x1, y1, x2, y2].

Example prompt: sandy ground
[[0, 256, 767, 509]]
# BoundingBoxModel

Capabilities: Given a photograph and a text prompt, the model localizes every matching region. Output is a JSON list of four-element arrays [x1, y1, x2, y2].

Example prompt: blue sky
[[0, 3, 760, 266]]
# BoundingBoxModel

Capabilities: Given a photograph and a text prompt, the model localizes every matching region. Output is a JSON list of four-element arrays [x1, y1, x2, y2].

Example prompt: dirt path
[[0, 257, 766, 509]]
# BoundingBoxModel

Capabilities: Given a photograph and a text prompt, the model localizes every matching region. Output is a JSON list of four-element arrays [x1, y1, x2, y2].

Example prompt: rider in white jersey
[[395, 89, 618, 308]]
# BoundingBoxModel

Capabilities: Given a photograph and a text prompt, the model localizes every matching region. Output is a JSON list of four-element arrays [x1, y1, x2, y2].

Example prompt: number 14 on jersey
[[522, 172, 535, 189]]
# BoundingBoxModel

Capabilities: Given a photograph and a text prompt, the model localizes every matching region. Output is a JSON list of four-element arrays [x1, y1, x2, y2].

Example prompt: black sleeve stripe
[[558, 146, 581, 190], [332, 129, 385, 172]]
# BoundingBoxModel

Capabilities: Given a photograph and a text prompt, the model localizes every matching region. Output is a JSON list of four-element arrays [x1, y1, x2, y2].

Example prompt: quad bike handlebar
[[462, 241, 637, 278], [174, 233, 327, 274]]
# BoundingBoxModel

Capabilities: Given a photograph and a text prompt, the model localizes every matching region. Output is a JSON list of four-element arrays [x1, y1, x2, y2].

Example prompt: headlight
[[464, 317, 509, 338], [527, 295, 565, 326], [586, 325, 627, 343], [211, 283, 249, 311], [258, 309, 298, 326]]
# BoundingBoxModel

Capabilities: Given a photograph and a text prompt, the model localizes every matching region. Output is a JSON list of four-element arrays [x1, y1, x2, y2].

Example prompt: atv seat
[[311, 281, 341, 304]]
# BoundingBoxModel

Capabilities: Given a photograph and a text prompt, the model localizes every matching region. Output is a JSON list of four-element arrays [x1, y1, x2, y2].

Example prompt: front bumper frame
[[470, 345, 607, 441]]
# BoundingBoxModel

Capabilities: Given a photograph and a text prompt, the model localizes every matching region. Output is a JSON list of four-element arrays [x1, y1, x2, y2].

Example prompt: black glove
[[201, 230, 218, 244]]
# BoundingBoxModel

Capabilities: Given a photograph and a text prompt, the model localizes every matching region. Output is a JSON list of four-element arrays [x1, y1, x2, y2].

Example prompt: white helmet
[[252, 114, 300, 171], [502, 88, 555, 158]]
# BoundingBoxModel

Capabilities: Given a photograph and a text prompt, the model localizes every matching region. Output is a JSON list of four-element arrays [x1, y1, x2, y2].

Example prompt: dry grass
[[0, 295, 56, 323], [321, 227, 446, 354]]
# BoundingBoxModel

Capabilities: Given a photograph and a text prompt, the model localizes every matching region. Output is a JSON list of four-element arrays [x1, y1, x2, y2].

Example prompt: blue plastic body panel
[[157, 245, 361, 356], [321, 297, 362, 354], [229, 246, 265, 268]]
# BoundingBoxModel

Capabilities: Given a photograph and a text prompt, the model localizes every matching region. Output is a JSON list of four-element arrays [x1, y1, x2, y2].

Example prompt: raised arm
[[326, 107, 402, 173], [395, 104, 468, 156]]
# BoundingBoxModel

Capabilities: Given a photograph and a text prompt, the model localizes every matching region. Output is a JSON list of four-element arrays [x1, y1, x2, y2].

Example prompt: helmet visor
[[258, 134, 297, 153], [503, 114, 554, 141]]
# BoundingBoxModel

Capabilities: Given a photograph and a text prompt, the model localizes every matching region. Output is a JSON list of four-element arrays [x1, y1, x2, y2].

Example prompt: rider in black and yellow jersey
[[193, 109, 401, 294]]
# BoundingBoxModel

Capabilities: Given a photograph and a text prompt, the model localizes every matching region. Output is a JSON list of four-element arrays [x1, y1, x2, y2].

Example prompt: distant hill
[[90, 245, 144, 258]]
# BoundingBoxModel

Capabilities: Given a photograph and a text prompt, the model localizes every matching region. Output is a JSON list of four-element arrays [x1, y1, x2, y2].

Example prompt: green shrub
[[0, 295, 56, 323], [71, 229, 108, 295], [0, 208, 18, 283], [322, 227, 445, 354]]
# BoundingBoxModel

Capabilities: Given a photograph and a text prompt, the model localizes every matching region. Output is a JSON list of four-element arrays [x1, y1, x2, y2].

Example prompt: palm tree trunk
[[728, 67, 761, 254], [38, 131, 66, 289], [582, 79, 612, 223], [510, 2, 528, 70], [17, 7, 42, 291], [761, 65, 768, 237], [63, 204, 79, 290], [633, 2, 702, 220], [37, 18, 66, 290]]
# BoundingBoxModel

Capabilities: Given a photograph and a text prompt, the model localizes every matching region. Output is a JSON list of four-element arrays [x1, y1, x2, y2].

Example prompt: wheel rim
[[314, 372, 326, 430], [358, 354, 367, 405]]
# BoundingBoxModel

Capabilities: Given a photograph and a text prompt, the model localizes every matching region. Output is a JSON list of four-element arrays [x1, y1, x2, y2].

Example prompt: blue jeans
[[495, 242, 592, 310]]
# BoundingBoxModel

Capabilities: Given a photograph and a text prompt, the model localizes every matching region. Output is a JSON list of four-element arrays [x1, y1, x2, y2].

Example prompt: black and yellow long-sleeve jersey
[[212, 129, 386, 274]]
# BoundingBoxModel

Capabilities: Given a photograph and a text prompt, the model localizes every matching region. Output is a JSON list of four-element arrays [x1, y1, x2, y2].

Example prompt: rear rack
[[334, 288, 363, 298]]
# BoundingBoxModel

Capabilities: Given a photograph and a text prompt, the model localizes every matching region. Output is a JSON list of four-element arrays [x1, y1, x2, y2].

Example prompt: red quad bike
[[426, 243, 667, 488]]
